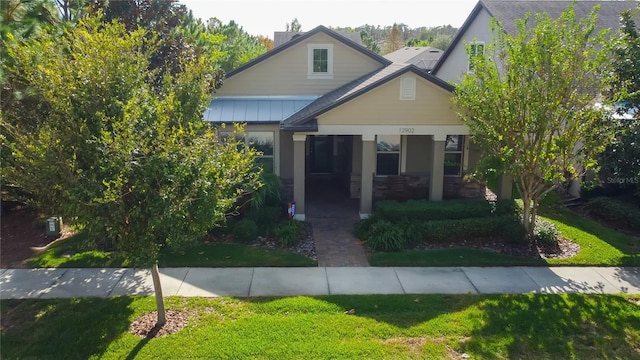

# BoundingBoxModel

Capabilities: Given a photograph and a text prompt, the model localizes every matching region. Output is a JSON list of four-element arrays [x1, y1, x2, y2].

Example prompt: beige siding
[[317, 75, 461, 126], [279, 130, 294, 180], [405, 135, 431, 174], [216, 33, 384, 97], [467, 137, 482, 171]]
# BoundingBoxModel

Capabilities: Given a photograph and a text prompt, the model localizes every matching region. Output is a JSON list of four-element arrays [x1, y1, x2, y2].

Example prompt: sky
[[179, 0, 479, 37]]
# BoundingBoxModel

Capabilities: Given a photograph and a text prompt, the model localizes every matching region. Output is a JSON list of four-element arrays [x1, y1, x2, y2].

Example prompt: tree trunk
[[522, 195, 534, 239], [151, 262, 166, 326]]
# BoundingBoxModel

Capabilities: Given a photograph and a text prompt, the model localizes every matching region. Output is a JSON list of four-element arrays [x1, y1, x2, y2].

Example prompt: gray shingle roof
[[384, 47, 444, 71], [431, 0, 639, 74], [281, 64, 455, 131]]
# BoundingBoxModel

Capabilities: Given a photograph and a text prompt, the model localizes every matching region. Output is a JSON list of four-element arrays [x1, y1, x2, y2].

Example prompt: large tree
[[452, 5, 614, 237], [602, 8, 640, 194], [2, 16, 261, 325]]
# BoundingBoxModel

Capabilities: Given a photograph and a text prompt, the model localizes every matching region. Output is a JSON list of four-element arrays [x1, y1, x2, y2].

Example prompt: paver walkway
[[1, 267, 639, 299], [306, 178, 369, 267]]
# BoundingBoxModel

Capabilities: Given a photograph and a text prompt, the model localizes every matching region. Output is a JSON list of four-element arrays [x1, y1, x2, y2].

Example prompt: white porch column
[[292, 134, 306, 221], [430, 135, 446, 201], [360, 134, 376, 219]]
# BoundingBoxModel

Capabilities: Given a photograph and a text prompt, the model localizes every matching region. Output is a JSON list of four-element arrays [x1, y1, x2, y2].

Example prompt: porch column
[[292, 134, 306, 221], [360, 134, 376, 219], [497, 175, 513, 200], [429, 135, 446, 201]]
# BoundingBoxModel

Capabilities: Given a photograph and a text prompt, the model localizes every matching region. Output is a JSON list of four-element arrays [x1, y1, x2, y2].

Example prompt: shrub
[[375, 199, 493, 222], [232, 218, 258, 243], [363, 219, 406, 251], [492, 199, 520, 216], [585, 197, 640, 231], [273, 220, 302, 247], [534, 218, 559, 246], [500, 216, 527, 244], [353, 215, 380, 240], [421, 216, 506, 243], [246, 205, 284, 235], [251, 173, 282, 209]]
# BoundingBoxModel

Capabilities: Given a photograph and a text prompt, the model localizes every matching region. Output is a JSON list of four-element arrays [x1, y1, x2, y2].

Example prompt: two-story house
[[205, 0, 638, 221]]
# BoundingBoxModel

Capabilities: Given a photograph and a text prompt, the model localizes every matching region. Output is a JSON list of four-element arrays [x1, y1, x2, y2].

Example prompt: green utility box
[[45, 217, 62, 237]]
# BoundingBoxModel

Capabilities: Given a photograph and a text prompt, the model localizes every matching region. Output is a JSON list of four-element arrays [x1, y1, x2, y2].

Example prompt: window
[[221, 131, 274, 172], [308, 44, 333, 79], [444, 135, 464, 176], [313, 49, 328, 73], [247, 131, 274, 172], [468, 41, 484, 72], [376, 135, 401, 176]]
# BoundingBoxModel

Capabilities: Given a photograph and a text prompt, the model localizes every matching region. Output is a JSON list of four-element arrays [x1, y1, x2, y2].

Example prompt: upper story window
[[468, 41, 485, 72], [308, 44, 334, 79]]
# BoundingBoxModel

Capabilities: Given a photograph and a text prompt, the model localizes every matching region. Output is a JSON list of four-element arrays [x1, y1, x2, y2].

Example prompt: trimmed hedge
[[374, 199, 519, 222], [585, 197, 640, 231], [357, 215, 527, 251]]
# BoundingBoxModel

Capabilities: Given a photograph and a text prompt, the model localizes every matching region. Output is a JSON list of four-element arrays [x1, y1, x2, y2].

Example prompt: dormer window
[[308, 44, 333, 79]]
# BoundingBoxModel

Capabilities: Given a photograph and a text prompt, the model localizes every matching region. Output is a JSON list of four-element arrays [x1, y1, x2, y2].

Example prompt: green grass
[[2, 294, 639, 359], [26, 234, 316, 268], [370, 194, 640, 267], [370, 248, 546, 267]]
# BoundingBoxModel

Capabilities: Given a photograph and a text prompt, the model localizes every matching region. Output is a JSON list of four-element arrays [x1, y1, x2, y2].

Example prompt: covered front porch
[[288, 125, 472, 221]]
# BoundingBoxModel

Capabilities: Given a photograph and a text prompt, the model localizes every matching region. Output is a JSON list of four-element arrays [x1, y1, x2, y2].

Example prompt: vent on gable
[[400, 76, 416, 101]]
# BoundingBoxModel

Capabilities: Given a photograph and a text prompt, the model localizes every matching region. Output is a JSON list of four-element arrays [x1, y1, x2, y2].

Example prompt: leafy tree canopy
[[452, 4, 614, 237]]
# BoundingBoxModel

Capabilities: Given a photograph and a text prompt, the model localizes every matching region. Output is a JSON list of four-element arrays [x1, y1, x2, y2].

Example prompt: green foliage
[[421, 216, 520, 243], [273, 220, 303, 247], [246, 205, 284, 235], [232, 218, 259, 243], [500, 216, 528, 244], [206, 19, 268, 73], [452, 4, 613, 236], [251, 173, 282, 209], [375, 199, 494, 222], [534, 218, 560, 246], [1, 16, 262, 267], [362, 219, 406, 252], [585, 197, 640, 231]]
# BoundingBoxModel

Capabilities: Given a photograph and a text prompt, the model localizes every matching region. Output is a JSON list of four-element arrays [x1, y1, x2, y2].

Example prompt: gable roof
[[225, 25, 391, 78], [274, 31, 362, 47], [281, 63, 455, 131], [431, 0, 639, 74], [384, 47, 444, 71]]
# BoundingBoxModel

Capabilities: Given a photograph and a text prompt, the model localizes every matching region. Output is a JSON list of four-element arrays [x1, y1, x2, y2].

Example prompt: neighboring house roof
[[431, 0, 639, 74], [226, 25, 391, 78], [274, 31, 363, 47], [203, 96, 319, 124], [384, 47, 444, 71], [281, 63, 455, 131]]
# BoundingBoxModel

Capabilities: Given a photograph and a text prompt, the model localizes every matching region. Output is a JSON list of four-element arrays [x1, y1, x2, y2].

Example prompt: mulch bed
[[129, 310, 192, 338]]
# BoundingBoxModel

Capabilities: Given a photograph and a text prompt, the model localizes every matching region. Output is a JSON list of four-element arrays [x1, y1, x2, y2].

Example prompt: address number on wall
[[399, 127, 415, 134]]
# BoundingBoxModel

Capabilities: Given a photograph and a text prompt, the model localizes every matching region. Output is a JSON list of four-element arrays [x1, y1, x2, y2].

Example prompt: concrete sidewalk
[[1, 267, 639, 299]]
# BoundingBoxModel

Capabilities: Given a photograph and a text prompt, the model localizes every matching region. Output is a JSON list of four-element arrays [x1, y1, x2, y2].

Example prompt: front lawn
[[2, 294, 639, 359], [25, 234, 316, 268]]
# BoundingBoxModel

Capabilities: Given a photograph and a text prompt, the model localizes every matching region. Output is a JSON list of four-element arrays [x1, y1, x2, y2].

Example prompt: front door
[[310, 135, 333, 174]]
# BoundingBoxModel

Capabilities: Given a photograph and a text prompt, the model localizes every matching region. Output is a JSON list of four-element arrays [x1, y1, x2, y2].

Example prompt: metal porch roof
[[203, 96, 319, 123]]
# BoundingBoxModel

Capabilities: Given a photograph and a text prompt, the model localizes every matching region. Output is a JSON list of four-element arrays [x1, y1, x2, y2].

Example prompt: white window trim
[[222, 130, 277, 174], [307, 43, 334, 79]]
